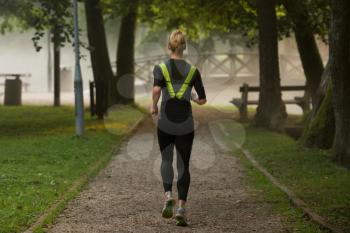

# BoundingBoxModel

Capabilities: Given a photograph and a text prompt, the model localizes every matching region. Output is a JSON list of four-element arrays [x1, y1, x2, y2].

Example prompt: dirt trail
[[49, 108, 283, 233]]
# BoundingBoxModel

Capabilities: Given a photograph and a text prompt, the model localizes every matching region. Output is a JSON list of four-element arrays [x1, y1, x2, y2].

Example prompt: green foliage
[[0, 106, 144, 233], [25, 1, 74, 51], [137, 0, 257, 45], [138, 0, 201, 39], [234, 150, 324, 233], [101, 0, 139, 19], [137, 0, 329, 47], [218, 121, 350, 232], [283, 0, 330, 43], [0, 0, 22, 15], [0, 0, 331, 48], [0, 0, 82, 52], [0, 0, 30, 34], [309, 0, 331, 42]]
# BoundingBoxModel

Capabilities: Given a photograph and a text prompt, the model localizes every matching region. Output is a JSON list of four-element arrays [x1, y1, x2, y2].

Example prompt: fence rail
[[117, 53, 304, 84]]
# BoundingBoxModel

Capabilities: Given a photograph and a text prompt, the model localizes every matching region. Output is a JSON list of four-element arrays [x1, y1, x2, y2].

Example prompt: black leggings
[[157, 127, 194, 201]]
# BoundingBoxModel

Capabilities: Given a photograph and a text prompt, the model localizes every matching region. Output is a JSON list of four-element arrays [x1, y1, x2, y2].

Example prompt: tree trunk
[[329, 0, 350, 167], [255, 0, 287, 131], [312, 62, 331, 115], [47, 30, 53, 92], [300, 62, 336, 149], [300, 82, 335, 149], [295, 28, 324, 109], [53, 28, 60, 107], [284, 0, 324, 109], [115, 5, 137, 104], [85, 0, 115, 119]]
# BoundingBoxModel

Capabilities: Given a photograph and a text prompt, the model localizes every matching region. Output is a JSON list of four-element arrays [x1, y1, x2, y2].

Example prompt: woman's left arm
[[192, 69, 207, 105]]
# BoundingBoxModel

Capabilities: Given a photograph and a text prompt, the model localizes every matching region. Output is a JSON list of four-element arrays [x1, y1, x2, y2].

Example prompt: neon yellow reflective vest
[[159, 63, 196, 99]]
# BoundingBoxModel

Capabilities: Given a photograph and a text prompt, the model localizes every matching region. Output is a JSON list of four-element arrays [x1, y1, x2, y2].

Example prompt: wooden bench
[[230, 83, 309, 121]]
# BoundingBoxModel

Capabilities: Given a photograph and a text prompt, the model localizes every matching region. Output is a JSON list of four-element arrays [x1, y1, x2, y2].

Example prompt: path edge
[[209, 121, 344, 233], [24, 113, 147, 233]]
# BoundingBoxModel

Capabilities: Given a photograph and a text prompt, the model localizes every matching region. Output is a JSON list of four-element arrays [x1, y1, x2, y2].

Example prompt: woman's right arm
[[151, 65, 165, 116], [151, 86, 161, 116]]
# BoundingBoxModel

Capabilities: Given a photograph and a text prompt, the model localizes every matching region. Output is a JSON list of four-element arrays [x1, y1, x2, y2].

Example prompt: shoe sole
[[175, 215, 188, 226], [162, 198, 176, 219]]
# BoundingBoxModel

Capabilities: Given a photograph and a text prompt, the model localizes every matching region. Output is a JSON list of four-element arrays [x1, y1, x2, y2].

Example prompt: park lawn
[[0, 105, 144, 233], [216, 121, 350, 232]]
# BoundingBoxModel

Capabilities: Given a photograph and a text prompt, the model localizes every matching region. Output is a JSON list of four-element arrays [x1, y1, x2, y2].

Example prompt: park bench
[[230, 83, 309, 121]]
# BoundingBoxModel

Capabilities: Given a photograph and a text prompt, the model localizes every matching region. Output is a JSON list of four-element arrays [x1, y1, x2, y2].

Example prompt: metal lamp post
[[72, 0, 84, 136]]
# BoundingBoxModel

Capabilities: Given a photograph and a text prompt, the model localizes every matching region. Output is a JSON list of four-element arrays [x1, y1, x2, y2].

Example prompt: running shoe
[[161, 197, 176, 219], [175, 207, 188, 226]]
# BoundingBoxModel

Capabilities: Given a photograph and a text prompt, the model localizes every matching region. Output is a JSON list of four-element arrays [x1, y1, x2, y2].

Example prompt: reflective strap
[[159, 63, 175, 98], [159, 63, 196, 99], [175, 66, 196, 99]]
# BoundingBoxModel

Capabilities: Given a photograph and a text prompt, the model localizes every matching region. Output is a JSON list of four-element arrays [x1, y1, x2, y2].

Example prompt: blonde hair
[[168, 30, 186, 54]]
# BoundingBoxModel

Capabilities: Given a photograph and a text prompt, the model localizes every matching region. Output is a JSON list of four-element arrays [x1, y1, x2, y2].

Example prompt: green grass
[[0, 105, 144, 233], [215, 121, 350, 232]]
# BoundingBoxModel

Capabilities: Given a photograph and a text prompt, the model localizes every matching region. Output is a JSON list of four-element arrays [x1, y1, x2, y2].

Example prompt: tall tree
[[115, 1, 138, 104], [85, 0, 115, 118], [27, 0, 73, 107], [116, 0, 137, 104], [52, 26, 61, 106], [291, 1, 334, 149], [300, 63, 335, 149], [255, 0, 286, 130], [1, 1, 74, 107], [329, 0, 350, 167], [283, 0, 325, 109]]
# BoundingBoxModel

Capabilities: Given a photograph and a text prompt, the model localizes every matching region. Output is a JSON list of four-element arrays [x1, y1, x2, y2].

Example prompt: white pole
[[72, 0, 84, 136]]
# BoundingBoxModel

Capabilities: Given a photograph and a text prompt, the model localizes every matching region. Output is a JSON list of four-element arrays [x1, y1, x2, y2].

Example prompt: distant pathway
[[49, 108, 283, 233]]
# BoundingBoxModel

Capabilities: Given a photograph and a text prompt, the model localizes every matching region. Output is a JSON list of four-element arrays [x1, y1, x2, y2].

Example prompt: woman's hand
[[152, 86, 161, 118], [191, 92, 207, 105], [191, 92, 198, 101], [150, 104, 158, 116]]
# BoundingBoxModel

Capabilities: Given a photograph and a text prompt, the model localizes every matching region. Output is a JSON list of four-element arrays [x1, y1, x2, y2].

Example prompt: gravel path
[[48, 108, 283, 233]]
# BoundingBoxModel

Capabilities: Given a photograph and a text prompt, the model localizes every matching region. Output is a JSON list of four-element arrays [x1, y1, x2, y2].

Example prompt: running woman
[[150, 30, 207, 226]]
